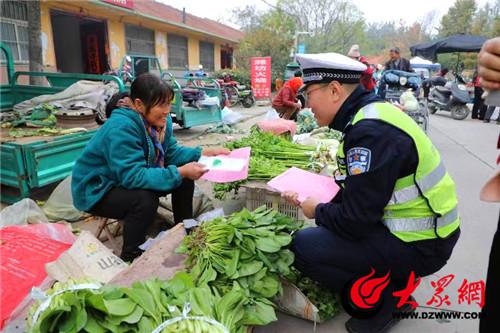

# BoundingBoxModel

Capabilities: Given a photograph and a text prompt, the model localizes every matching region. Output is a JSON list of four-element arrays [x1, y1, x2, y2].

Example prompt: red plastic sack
[[0, 224, 73, 329], [257, 119, 297, 136]]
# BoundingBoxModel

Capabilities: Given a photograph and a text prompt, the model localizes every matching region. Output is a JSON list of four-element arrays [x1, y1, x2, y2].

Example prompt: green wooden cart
[[0, 43, 126, 203], [117, 55, 223, 129], [161, 72, 222, 129]]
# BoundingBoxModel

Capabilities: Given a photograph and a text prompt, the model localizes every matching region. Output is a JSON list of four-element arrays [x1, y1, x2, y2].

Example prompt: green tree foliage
[[231, 0, 497, 80], [439, 0, 477, 36], [232, 6, 296, 82], [492, 0, 500, 36], [436, 0, 498, 71]]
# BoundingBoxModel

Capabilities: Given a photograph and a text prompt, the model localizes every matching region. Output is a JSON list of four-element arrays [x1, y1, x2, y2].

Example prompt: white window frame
[[0, 17, 29, 64]]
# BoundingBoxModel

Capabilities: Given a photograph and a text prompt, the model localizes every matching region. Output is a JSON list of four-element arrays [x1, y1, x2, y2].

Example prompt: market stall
[[1, 117, 342, 332]]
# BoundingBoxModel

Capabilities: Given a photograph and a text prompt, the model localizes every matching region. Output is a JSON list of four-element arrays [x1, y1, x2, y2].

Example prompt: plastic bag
[[152, 304, 229, 333], [197, 208, 225, 223], [400, 90, 419, 112], [0, 198, 48, 227], [200, 96, 220, 106], [0, 225, 73, 329], [264, 108, 280, 120], [221, 106, 244, 124], [42, 176, 84, 222]]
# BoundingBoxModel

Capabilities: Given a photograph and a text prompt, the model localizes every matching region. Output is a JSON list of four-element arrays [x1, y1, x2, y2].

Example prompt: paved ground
[[255, 111, 500, 333]]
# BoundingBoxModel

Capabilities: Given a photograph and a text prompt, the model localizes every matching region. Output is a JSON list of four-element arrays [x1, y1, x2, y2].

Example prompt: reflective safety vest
[[336, 102, 460, 242]]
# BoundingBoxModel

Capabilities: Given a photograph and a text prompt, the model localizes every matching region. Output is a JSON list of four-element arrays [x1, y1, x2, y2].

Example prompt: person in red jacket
[[348, 45, 376, 91], [472, 69, 487, 120], [272, 76, 303, 119]]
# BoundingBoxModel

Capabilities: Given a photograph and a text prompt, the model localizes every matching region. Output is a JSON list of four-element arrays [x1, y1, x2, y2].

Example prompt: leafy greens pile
[[27, 273, 250, 333], [213, 128, 320, 199], [178, 206, 303, 326], [287, 268, 339, 320], [27, 207, 339, 332]]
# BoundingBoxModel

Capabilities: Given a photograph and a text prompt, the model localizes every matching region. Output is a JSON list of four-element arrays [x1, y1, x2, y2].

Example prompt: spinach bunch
[[178, 207, 303, 326]]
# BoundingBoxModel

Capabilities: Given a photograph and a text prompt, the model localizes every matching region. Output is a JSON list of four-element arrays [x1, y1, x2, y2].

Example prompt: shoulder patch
[[347, 147, 371, 175]]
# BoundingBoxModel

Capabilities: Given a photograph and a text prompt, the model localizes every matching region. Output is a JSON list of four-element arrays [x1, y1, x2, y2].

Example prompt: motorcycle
[[379, 70, 429, 132], [217, 79, 255, 108], [427, 73, 471, 120]]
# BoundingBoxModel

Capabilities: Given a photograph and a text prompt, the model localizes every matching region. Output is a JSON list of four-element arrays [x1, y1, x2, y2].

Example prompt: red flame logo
[[350, 268, 391, 309]]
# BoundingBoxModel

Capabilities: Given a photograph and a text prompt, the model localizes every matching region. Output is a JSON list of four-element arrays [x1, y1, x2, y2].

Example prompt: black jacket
[[315, 86, 459, 255], [385, 57, 413, 72]]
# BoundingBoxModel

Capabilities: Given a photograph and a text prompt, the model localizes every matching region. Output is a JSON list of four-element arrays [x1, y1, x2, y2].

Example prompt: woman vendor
[[272, 75, 303, 120], [72, 73, 229, 261]]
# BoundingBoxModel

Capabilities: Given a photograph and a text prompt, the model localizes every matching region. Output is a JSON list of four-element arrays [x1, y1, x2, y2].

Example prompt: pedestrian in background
[[422, 68, 449, 99], [472, 69, 487, 120], [384, 47, 412, 72], [348, 44, 376, 92], [483, 105, 500, 124]]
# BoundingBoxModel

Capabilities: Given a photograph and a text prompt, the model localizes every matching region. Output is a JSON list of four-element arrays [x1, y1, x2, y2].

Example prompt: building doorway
[[50, 10, 109, 74], [221, 46, 233, 69]]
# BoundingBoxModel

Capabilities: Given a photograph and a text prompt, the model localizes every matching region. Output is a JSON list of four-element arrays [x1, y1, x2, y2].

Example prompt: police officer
[[283, 53, 460, 333]]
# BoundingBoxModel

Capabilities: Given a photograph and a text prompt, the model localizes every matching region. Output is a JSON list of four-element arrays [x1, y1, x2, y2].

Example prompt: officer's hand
[[301, 197, 320, 219], [202, 147, 231, 156], [478, 37, 500, 90], [282, 191, 300, 206], [178, 162, 208, 180]]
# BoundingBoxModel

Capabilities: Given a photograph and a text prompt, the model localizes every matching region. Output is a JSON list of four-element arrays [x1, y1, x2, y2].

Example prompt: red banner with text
[[251, 57, 272, 99]]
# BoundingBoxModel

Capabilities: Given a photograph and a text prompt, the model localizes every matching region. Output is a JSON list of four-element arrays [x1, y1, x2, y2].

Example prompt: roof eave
[[90, 0, 241, 44]]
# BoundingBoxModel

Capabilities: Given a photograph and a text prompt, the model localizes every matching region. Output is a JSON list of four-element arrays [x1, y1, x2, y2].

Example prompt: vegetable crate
[[243, 181, 305, 220]]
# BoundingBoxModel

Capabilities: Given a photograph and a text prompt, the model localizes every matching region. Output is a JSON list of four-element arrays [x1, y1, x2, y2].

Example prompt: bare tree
[[419, 10, 439, 37], [26, 0, 43, 85], [278, 0, 365, 53]]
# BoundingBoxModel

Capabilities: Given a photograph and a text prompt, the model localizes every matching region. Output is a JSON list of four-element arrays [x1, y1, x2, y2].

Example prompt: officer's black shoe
[[345, 296, 416, 333]]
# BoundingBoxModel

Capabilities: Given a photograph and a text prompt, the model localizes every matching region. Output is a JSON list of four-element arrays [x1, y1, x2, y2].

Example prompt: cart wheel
[[242, 95, 255, 108], [225, 86, 239, 106]]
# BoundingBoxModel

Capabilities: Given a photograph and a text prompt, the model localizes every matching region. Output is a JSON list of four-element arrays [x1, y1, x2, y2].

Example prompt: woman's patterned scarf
[[140, 114, 166, 168]]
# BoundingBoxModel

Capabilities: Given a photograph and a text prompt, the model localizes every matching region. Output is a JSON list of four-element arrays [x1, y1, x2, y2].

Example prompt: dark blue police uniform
[[291, 85, 460, 292]]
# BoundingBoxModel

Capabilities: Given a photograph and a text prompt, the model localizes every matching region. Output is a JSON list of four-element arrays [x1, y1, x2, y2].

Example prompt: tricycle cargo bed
[[0, 130, 96, 203]]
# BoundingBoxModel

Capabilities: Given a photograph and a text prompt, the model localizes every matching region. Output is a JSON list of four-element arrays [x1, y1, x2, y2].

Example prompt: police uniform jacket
[[315, 85, 459, 257]]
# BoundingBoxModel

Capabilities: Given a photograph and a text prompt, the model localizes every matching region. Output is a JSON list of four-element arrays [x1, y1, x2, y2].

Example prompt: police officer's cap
[[296, 53, 367, 91]]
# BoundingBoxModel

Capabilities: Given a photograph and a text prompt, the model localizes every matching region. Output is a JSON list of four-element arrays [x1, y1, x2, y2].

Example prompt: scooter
[[428, 81, 471, 120]]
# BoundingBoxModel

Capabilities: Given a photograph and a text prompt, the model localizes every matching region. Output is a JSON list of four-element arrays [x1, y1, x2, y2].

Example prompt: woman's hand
[[178, 162, 208, 180], [202, 147, 231, 156], [282, 192, 320, 219], [478, 37, 500, 90], [282, 191, 300, 206]]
